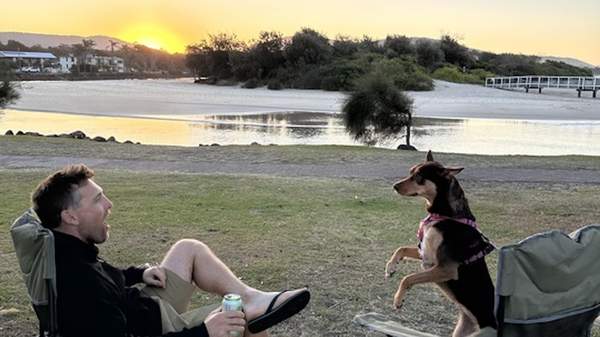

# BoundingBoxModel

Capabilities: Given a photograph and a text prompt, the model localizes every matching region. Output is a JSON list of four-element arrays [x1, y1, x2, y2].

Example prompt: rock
[[124, 140, 133, 144], [16, 131, 24, 135], [24, 132, 42, 136], [250, 142, 260, 146], [136, 142, 141, 145], [47, 134, 59, 137], [107, 136, 116, 142], [93, 136, 107, 142], [0, 308, 20, 317], [210, 143, 220, 146], [198, 144, 204, 147], [69, 130, 86, 139], [5, 130, 13, 135], [58, 133, 72, 138], [397, 144, 417, 151]]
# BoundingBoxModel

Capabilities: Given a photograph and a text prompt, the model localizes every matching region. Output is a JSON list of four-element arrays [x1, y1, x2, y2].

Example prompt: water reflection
[[1, 109, 599, 156]]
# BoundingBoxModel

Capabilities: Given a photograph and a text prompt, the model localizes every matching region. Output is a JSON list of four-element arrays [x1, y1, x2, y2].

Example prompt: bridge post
[[525, 86, 529, 93], [594, 90, 597, 98], [539, 87, 542, 94]]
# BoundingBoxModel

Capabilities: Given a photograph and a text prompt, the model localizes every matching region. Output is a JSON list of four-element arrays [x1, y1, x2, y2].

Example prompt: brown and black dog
[[385, 151, 496, 337]]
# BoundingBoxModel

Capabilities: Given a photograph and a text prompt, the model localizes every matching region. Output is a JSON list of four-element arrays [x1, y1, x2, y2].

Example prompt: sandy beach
[[10, 78, 600, 121]]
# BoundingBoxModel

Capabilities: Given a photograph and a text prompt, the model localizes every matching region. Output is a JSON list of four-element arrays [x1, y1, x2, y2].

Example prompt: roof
[[0, 51, 57, 59]]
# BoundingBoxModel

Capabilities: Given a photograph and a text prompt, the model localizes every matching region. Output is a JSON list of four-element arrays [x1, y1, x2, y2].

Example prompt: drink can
[[222, 293, 243, 337]]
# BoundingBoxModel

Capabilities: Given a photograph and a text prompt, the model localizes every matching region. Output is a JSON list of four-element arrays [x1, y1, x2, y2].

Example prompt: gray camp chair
[[354, 224, 600, 337], [10, 208, 59, 337], [494, 224, 600, 337]]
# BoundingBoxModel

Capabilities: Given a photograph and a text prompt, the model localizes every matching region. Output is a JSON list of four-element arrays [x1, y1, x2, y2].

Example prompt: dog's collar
[[417, 213, 479, 241]]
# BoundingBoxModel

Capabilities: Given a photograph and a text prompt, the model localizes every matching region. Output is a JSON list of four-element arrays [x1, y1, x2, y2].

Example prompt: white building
[[0, 51, 57, 72], [85, 55, 126, 73], [58, 55, 77, 73], [58, 54, 125, 73]]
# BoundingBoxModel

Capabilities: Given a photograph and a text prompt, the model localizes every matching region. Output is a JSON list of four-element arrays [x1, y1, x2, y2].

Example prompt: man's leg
[[160, 239, 305, 335]]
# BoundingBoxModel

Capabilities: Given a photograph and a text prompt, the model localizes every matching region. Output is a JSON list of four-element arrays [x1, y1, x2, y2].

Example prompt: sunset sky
[[3, 0, 599, 65]]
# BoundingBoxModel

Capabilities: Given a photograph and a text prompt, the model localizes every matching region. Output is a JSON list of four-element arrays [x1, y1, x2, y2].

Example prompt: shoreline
[[9, 79, 600, 121]]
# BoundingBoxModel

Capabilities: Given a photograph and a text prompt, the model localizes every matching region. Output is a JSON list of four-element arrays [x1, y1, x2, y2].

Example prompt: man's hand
[[142, 266, 166, 288], [204, 308, 245, 337]]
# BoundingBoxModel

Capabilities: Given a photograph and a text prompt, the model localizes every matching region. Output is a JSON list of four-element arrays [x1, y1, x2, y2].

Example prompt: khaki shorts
[[140, 268, 220, 334]]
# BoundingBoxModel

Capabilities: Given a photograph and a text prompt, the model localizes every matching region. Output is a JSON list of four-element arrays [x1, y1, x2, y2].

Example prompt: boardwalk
[[486, 76, 599, 98]]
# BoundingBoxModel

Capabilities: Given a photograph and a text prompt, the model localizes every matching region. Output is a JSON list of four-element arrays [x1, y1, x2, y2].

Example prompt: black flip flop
[[247, 289, 311, 333]]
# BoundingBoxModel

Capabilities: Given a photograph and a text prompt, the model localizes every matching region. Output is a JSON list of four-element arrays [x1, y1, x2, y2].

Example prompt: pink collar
[[417, 213, 479, 241]]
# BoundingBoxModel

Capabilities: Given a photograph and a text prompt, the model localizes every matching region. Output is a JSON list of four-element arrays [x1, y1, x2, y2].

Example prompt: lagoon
[[1, 109, 599, 156]]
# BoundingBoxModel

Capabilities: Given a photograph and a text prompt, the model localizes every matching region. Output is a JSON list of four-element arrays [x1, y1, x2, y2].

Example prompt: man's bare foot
[[242, 288, 308, 322]]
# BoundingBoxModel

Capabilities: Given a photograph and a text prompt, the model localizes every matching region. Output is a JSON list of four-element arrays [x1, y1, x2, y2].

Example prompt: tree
[[285, 28, 332, 66], [384, 35, 414, 56], [415, 40, 444, 69], [342, 74, 414, 148], [0, 61, 20, 108], [251, 31, 285, 79], [440, 35, 473, 68]]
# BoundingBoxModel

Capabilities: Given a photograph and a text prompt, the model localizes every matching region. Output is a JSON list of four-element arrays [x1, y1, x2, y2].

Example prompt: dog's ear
[[444, 167, 464, 177], [426, 150, 434, 162]]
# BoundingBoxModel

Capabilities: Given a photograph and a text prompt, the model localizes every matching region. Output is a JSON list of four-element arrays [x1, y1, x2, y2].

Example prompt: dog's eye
[[413, 174, 425, 185]]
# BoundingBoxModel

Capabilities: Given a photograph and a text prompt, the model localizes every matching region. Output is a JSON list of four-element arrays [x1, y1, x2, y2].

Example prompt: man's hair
[[32, 164, 95, 229]]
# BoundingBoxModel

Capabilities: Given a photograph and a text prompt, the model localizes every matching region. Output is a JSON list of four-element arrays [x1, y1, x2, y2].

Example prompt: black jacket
[[53, 231, 209, 337]]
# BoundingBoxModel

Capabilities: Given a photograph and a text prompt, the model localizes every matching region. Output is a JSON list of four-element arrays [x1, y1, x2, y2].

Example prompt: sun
[[138, 38, 162, 50], [119, 23, 185, 53]]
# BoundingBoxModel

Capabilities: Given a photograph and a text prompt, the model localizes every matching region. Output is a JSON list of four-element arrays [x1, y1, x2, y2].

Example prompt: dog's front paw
[[393, 291, 405, 310], [393, 282, 409, 309], [384, 261, 397, 279]]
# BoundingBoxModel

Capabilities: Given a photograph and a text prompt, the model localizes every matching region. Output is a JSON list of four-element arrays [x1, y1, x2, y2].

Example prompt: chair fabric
[[495, 224, 600, 337], [10, 208, 58, 336]]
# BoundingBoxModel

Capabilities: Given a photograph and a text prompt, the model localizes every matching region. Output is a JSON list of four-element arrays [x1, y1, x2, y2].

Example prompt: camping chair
[[354, 224, 600, 337], [495, 224, 600, 337], [10, 208, 60, 337]]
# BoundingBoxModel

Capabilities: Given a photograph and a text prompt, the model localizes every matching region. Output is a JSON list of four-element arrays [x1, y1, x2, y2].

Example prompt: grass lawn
[[1, 169, 599, 336]]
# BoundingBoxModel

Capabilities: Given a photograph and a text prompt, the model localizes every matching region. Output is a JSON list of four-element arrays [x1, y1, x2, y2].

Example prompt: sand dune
[[11, 78, 600, 121]]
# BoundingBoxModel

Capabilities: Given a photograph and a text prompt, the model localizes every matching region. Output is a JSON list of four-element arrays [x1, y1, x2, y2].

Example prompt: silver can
[[222, 293, 243, 337]]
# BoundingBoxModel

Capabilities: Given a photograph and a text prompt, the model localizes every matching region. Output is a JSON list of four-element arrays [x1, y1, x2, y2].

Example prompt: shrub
[[267, 78, 284, 90], [370, 58, 434, 91], [243, 78, 261, 88], [432, 65, 482, 84]]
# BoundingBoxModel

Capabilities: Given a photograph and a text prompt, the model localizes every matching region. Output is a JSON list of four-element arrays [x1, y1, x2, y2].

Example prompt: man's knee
[[172, 239, 210, 254]]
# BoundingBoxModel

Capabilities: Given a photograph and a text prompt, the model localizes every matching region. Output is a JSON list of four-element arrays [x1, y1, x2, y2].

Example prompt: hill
[[0, 32, 129, 51]]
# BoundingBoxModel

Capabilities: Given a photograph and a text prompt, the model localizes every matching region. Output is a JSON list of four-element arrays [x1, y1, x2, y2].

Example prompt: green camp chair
[[354, 224, 600, 337], [495, 224, 600, 337], [10, 208, 59, 337]]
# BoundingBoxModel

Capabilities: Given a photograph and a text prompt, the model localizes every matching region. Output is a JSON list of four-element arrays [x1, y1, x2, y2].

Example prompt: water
[[1, 109, 599, 156]]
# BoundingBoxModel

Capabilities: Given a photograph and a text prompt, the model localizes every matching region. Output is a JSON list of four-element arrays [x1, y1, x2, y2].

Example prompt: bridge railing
[[485, 76, 599, 90]]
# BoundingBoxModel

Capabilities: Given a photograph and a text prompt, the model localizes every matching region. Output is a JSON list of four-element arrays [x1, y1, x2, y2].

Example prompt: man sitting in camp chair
[[23, 164, 310, 337]]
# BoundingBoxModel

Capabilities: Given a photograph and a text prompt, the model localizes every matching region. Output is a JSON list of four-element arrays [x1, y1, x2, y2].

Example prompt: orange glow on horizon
[[118, 23, 186, 53]]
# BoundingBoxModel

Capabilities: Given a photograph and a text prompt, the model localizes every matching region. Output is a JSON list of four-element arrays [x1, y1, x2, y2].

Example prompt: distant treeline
[[185, 28, 593, 91], [0, 40, 187, 75]]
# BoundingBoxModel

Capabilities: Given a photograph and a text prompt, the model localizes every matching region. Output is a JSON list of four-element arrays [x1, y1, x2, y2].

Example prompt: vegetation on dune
[[183, 29, 593, 91]]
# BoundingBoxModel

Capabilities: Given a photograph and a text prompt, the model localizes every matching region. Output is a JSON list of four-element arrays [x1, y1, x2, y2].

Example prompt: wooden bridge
[[485, 76, 599, 98]]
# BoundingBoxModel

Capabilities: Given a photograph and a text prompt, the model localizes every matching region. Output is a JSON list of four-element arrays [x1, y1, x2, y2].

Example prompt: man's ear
[[60, 208, 79, 226], [444, 167, 464, 177], [426, 150, 434, 162]]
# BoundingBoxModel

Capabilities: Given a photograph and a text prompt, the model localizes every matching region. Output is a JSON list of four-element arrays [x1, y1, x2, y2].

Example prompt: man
[[30, 164, 310, 337]]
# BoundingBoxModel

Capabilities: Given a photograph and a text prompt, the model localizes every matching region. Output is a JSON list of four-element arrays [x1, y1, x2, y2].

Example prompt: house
[[58, 54, 125, 73], [85, 55, 125, 73], [0, 51, 57, 72]]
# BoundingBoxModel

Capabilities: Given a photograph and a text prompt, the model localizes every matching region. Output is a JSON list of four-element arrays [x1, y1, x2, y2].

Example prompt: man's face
[[70, 179, 113, 244]]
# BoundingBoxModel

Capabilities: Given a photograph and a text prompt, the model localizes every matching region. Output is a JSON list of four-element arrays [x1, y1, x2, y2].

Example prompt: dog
[[385, 151, 496, 337]]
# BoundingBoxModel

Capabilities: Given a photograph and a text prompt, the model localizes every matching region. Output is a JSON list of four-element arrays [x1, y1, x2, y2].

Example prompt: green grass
[[2, 167, 599, 336], [3, 135, 600, 170]]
